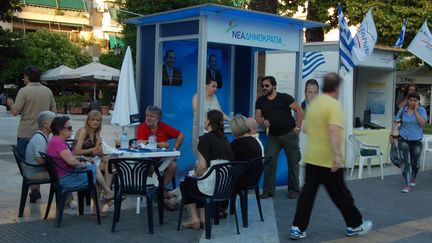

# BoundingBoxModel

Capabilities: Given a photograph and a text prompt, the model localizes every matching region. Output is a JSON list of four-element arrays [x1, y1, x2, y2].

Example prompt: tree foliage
[[0, 0, 21, 23], [0, 29, 91, 85], [99, 51, 122, 70]]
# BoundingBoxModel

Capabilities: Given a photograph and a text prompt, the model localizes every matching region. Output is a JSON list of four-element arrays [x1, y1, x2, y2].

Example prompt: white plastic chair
[[348, 135, 384, 180], [421, 136, 432, 170]]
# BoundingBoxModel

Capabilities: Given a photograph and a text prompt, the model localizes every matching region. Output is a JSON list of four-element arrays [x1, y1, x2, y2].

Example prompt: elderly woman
[[24, 111, 56, 203], [73, 110, 112, 189], [230, 114, 263, 189], [46, 116, 114, 216], [180, 110, 234, 230], [393, 92, 427, 193]]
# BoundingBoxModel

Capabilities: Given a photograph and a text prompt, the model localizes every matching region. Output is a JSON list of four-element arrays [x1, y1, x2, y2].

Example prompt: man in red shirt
[[137, 105, 185, 187]]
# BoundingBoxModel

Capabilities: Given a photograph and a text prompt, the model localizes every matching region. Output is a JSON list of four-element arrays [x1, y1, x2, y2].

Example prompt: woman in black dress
[[180, 110, 234, 230]]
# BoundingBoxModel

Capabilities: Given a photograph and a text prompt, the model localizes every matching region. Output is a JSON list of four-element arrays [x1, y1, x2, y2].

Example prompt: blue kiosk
[[127, 4, 324, 185]]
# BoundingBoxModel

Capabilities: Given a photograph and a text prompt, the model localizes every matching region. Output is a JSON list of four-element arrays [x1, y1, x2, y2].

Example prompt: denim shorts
[[58, 164, 97, 189]]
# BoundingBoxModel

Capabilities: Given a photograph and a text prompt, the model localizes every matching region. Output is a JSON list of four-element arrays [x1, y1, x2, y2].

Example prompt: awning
[[109, 35, 124, 49]]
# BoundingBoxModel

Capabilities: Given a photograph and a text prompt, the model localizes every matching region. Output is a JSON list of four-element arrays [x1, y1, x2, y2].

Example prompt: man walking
[[290, 73, 372, 240], [7, 66, 56, 157], [255, 76, 303, 199]]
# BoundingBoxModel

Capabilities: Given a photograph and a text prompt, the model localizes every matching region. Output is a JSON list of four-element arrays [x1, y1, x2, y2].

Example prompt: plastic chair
[[11, 145, 52, 217], [129, 138, 176, 189], [177, 162, 246, 240], [39, 152, 100, 227], [108, 158, 159, 234], [348, 135, 384, 180], [230, 156, 271, 227], [65, 139, 76, 150], [421, 136, 432, 170]]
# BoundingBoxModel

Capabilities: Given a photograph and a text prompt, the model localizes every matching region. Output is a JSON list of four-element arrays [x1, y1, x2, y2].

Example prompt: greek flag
[[302, 52, 325, 79], [394, 18, 408, 48], [338, 4, 355, 72]]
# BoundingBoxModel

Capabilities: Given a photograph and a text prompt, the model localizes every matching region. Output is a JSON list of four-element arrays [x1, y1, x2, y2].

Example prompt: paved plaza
[[0, 114, 432, 242]]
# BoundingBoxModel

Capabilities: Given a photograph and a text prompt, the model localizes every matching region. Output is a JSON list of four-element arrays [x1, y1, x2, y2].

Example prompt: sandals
[[91, 211, 107, 219], [182, 221, 200, 230]]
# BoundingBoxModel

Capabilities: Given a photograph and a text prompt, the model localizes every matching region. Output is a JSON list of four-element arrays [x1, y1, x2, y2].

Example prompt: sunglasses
[[261, 84, 271, 88], [63, 126, 73, 131]]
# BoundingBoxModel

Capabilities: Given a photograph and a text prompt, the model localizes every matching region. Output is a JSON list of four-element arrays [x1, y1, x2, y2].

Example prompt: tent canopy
[[41, 65, 73, 81], [59, 61, 119, 81]]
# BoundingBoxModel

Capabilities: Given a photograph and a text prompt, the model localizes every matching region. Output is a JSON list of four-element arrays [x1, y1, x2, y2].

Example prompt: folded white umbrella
[[111, 46, 139, 127]]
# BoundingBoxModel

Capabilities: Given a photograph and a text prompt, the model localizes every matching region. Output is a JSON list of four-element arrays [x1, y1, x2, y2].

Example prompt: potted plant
[[54, 96, 65, 113], [100, 90, 112, 115], [69, 93, 84, 114]]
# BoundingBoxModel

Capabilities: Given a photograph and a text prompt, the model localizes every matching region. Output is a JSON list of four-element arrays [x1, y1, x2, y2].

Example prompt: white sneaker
[[345, 220, 373, 236], [290, 226, 306, 240], [63, 207, 78, 215], [67, 201, 78, 209]]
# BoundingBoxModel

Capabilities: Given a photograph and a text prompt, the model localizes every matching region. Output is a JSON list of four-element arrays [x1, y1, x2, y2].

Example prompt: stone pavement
[[1, 114, 432, 242]]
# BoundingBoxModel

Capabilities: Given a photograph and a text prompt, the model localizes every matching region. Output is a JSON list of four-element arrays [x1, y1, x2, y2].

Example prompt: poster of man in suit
[[162, 50, 183, 86], [206, 54, 222, 88]]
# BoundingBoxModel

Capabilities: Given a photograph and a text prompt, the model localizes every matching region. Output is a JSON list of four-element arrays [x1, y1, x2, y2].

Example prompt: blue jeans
[[398, 138, 422, 186], [17, 137, 31, 159], [58, 164, 97, 189]]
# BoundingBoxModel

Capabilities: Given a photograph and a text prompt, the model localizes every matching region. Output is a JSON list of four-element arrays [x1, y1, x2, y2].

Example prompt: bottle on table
[[120, 132, 129, 149], [148, 135, 157, 149]]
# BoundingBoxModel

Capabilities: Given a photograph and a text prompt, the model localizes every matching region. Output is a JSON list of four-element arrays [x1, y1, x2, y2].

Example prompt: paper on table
[[102, 141, 123, 155]]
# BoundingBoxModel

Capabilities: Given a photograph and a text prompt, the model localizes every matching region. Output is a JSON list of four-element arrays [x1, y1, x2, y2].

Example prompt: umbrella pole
[[93, 82, 96, 100]]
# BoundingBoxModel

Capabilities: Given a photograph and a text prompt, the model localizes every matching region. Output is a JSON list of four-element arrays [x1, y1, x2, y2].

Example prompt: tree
[[0, 29, 91, 85], [0, 0, 21, 23], [99, 51, 122, 70]]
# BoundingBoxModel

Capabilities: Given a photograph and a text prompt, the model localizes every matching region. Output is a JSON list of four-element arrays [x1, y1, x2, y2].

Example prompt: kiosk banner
[[206, 14, 299, 51]]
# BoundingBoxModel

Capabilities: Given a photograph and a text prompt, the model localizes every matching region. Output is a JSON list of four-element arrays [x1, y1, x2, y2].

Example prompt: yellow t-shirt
[[304, 95, 345, 168]]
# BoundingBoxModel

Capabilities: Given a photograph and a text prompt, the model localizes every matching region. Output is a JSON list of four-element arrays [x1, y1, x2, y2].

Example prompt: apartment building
[[1, 0, 123, 55]]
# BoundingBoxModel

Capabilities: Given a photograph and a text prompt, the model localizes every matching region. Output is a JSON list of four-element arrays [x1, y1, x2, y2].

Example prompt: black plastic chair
[[108, 158, 159, 234], [39, 152, 100, 227], [65, 139, 76, 151], [177, 162, 246, 240], [11, 145, 52, 217], [129, 138, 176, 189], [230, 156, 271, 227]]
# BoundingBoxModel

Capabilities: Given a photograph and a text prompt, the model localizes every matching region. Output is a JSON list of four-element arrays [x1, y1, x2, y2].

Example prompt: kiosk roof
[[126, 3, 325, 29]]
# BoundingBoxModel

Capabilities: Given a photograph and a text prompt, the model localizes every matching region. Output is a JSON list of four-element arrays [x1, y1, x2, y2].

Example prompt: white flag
[[407, 20, 432, 66], [352, 9, 378, 64]]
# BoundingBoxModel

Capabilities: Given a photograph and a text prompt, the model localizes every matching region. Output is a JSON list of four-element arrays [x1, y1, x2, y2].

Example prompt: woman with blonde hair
[[73, 110, 113, 193]]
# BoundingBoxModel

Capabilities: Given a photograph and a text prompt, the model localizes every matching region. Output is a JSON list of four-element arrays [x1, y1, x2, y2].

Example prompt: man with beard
[[255, 76, 303, 199]]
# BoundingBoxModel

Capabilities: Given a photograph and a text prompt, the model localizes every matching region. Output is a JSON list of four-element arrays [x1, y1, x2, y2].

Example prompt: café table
[[114, 148, 181, 214]]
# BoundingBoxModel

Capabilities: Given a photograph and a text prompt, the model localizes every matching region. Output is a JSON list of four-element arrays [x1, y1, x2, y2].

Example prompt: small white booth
[[266, 41, 400, 167]]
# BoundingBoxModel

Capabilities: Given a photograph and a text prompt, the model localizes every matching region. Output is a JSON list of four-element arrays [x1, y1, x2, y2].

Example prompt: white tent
[[60, 62, 119, 80], [59, 62, 120, 100], [40, 65, 73, 81]]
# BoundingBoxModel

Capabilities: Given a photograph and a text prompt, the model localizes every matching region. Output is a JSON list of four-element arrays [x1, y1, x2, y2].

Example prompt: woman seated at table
[[73, 110, 113, 189], [180, 109, 234, 229], [46, 116, 114, 216], [229, 114, 263, 189]]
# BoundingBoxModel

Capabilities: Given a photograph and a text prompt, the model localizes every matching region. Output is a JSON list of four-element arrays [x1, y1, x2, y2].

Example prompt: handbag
[[390, 106, 405, 138], [389, 107, 405, 167], [389, 142, 401, 168]]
